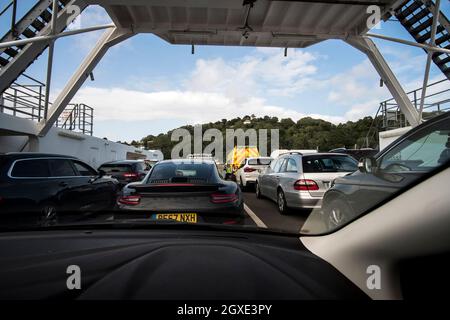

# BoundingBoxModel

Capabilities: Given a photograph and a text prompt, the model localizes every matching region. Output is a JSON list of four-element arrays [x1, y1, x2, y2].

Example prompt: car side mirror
[[358, 157, 377, 173], [98, 169, 106, 177]]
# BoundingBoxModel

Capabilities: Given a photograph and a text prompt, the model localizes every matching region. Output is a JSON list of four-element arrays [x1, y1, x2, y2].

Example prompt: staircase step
[[0, 56, 9, 67], [396, 0, 422, 20], [4, 48, 19, 58], [416, 25, 445, 43], [31, 19, 46, 32], [410, 17, 433, 36], [22, 28, 37, 39], [436, 33, 450, 46], [435, 55, 450, 66], [40, 9, 52, 23], [442, 65, 450, 74], [403, 9, 431, 27]]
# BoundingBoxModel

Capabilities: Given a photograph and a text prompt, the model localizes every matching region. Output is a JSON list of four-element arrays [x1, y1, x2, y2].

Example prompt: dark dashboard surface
[[0, 227, 368, 300]]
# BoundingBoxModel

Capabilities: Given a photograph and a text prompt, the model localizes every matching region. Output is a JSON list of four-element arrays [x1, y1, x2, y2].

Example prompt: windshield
[[248, 158, 272, 166], [1, 1, 450, 240], [302, 155, 358, 173], [147, 161, 215, 183], [99, 164, 132, 173]]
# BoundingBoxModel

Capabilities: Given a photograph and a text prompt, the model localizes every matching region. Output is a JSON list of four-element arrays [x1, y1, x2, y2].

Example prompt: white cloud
[[71, 42, 442, 134], [74, 47, 347, 128], [186, 48, 318, 99], [75, 87, 346, 124]]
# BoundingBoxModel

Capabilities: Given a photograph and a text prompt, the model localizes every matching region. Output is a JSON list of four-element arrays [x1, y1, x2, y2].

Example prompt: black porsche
[[116, 159, 245, 225]]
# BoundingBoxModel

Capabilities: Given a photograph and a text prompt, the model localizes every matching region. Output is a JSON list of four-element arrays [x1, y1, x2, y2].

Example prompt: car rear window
[[135, 162, 147, 171], [148, 162, 214, 182], [99, 164, 132, 173], [248, 158, 272, 165], [302, 155, 358, 173], [11, 159, 50, 178]]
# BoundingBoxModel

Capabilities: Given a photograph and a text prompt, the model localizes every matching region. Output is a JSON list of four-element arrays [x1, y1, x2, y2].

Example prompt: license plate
[[152, 213, 197, 223]]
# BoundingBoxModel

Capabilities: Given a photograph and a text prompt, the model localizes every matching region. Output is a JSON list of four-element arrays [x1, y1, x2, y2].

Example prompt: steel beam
[[38, 27, 134, 136], [346, 36, 420, 127], [366, 33, 450, 55], [418, 0, 441, 121], [43, 0, 59, 121]]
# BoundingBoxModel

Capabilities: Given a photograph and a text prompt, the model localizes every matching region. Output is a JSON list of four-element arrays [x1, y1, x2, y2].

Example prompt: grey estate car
[[255, 152, 358, 214], [321, 111, 450, 229]]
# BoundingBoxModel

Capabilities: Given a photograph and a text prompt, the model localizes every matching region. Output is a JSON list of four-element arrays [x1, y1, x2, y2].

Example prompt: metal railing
[[380, 78, 450, 130], [0, 74, 46, 121], [365, 78, 450, 146], [0, 74, 94, 135], [55, 103, 93, 135]]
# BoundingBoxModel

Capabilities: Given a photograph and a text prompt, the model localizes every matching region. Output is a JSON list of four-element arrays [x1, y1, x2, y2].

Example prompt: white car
[[235, 157, 272, 189]]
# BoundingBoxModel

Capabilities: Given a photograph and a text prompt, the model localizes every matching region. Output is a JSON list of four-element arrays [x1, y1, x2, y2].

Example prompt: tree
[[136, 114, 378, 158]]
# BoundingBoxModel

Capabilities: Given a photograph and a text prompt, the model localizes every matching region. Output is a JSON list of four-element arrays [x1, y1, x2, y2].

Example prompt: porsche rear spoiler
[[129, 183, 223, 193]]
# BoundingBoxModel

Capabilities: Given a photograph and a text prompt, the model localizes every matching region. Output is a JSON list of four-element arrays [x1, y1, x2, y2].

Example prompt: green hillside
[[124, 115, 378, 159]]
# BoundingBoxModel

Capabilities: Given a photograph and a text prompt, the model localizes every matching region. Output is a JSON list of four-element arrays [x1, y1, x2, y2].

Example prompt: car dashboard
[[0, 227, 368, 300]]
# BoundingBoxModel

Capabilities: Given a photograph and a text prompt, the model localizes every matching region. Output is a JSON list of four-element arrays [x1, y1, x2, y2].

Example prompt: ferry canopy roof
[[88, 0, 399, 48]]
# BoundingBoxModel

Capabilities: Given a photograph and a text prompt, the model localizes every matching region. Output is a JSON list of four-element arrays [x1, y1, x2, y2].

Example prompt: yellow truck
[[225, 146, 260, 178]]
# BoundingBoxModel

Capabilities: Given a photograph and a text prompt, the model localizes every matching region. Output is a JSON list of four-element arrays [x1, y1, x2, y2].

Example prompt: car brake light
[[294, 179, 319, 191], [210, 193, 238, 204], [243, 167, 256, 173], [118, 195, 141, 205], [123, 172, 139, 178], [223, 220, 238, 225]]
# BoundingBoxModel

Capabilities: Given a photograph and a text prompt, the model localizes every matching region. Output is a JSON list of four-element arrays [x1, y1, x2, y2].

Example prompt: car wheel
[[40, 203, 58, 227], [255, 182, 262, 199], [277, 189, 289, 215], [326, 198, 352, 229]]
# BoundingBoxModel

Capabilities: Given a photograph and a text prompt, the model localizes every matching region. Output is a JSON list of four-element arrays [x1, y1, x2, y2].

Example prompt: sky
[[1, 1, 449, 142]]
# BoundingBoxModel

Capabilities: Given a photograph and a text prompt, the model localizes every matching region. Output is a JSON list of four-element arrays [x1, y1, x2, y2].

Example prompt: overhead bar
[[0, 24, 116, 50], [366, 33, 450, 55]]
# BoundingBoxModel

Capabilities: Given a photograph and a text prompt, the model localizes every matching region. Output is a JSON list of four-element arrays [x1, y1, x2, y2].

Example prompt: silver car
[[255, 152, 358, 214]]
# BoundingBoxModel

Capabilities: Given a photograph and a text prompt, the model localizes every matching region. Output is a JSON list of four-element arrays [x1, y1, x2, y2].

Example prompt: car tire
[[325, 198, 352, 229], [277, 189, 289, 215], [255, 182, 262, 199]]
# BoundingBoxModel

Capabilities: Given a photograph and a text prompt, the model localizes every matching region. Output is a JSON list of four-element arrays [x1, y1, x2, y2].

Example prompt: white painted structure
[[0, 114, 163, 169], [378, 126, 412, 151]]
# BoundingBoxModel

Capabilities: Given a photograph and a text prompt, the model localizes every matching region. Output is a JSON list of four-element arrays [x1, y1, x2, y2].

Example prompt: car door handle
[[59, 182, 68, 187]]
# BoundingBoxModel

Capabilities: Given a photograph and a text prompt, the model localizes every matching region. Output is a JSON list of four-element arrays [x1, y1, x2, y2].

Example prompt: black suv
[[0, 153, 120, 224], [98, 160, 150, 187]]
